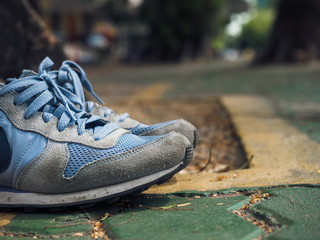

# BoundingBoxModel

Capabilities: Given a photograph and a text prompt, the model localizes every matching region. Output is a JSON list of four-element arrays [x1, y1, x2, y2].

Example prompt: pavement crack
[[0, 230, 92, 239], [43, 222, 87, 229], [110, 213, 136, 228], [209, 193, 243, 199], [231, 191, 281, 236]]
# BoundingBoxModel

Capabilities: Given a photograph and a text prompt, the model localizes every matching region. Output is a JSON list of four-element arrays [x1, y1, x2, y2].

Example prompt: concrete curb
[[146, 95, 320, 193]]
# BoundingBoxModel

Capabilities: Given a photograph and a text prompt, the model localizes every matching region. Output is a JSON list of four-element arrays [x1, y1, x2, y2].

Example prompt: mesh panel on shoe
[[64, 134, 162, 178], [130, 120, 177, 135]]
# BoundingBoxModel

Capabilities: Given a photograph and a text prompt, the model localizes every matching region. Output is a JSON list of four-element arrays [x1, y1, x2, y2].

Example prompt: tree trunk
[[139, 0, 222, 62], [0, 0, 66, 79], [254, 0, 320, 64]]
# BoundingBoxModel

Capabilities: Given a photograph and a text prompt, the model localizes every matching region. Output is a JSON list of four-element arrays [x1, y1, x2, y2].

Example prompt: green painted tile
[[4, 211, 92, 238], [2, 185, 319, 239], [252, 187, 320, 240], [103, 194, 260, 240]]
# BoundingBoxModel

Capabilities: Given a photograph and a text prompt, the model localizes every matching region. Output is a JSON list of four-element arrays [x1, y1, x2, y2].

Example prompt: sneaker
[[47, 58, 199, 147], [0, 58, 193, 208]]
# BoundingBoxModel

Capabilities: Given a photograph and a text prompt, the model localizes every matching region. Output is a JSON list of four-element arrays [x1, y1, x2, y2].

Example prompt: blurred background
[[1, 0, 320, 170], [2, 0, 320, 70], [1, 0, 320, 113], [34, 0, 263, 64], [22, 0, 319, 64]]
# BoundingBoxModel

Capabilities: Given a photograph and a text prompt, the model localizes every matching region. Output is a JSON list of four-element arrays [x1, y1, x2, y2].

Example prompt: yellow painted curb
[[222, 95, 320, 170], [146, 95, 320, 193], [0, 212, 17, 227]]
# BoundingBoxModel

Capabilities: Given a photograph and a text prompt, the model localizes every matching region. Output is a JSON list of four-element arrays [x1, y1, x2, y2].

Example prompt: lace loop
[[56, 60, 130, 122], [0, 57, 120, 140], [59, 60, 104, 105]]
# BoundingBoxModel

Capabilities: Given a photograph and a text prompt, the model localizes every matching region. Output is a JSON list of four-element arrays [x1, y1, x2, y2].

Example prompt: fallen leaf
[[253, 194, 261, 199], [240, 204, 249, 210], [159, 203, 177, 209], [100, 213, 110, 221], [214, 164, 229, 172], [177, 203, 192, 207], [95, 221, 103, 228], [216, 176, 228, 181], [215, 203, 224, 206], [250, 198, 262, 204], [73, 233, 84, 237]]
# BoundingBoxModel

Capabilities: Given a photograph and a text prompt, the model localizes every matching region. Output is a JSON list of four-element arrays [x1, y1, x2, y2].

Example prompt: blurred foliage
[[139, 0, 224, 61], [237, 9, 275, 50], [102, 0, 131, 22], [212, 35, 225, 51], [256, 0, 279, 9]]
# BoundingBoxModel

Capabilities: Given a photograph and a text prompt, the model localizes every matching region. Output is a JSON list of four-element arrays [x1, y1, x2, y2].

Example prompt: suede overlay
[[142, 119, 196, 144], [16, 132, 190, 194]]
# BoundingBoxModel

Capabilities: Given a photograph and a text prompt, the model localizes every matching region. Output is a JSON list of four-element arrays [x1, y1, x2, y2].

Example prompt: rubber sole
[[0, 145, 194, 209], [193, 130, 199, 148]]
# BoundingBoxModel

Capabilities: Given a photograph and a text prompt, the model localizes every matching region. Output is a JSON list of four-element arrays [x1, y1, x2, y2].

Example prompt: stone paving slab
[[103, 186, 320, 240], [103, 193, 258, 240], [2, 185, 318, 240], [0, 210, 93, 239], [253, 186, 320, 240]]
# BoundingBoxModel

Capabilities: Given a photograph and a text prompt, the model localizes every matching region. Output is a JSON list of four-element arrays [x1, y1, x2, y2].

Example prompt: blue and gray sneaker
[[0, 58, 193, 208], [48, 59, 198, 147]]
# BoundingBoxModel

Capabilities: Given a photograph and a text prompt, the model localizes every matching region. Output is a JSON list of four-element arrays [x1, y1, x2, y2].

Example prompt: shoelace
[[0, 57, 119, 140], [85, 101, 129, 122], [56, 60, 129, 122]]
